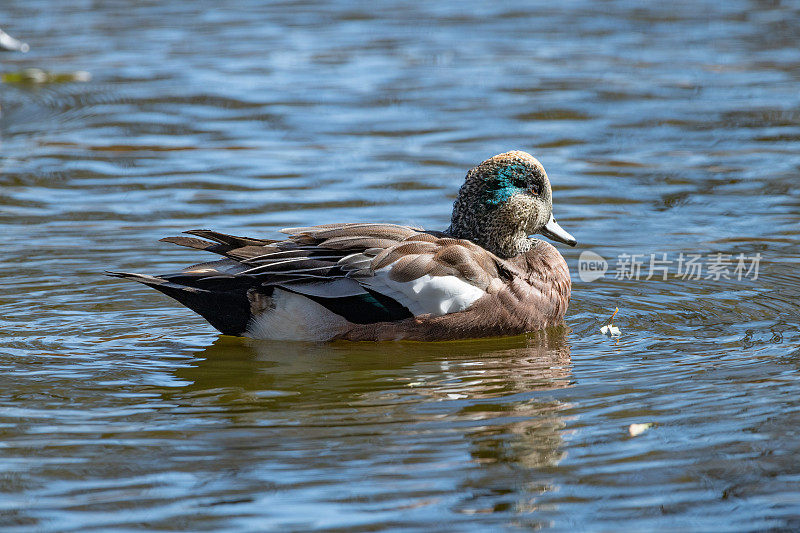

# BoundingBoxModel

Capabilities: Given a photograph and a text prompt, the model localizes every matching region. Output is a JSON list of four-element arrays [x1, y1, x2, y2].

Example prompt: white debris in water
[[601, 324, 621, 336], [628, 423, 654, 437], [600, 307, 622, 336]]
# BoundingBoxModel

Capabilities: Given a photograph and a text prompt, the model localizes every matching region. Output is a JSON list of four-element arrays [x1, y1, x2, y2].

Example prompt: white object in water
[[629, 423, 654, 437], [601, 324, 621, 336], [600, 307, 621, 336]]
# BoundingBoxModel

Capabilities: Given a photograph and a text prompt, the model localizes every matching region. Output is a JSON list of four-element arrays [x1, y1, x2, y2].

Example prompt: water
[[1, 0, 799, 530]]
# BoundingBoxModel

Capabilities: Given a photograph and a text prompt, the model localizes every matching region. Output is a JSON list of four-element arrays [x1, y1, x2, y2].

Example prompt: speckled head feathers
[[448, 150, 574, 258]]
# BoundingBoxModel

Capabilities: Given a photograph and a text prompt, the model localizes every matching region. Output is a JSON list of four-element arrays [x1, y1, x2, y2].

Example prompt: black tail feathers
[[106, 271, 258, 336]]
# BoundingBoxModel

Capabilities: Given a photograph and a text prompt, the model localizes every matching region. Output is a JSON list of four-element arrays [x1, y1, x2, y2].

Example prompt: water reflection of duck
[[173, 327, 571, 399], [169, 328, 573, 464], [158, 328, 573, 518], [0, 28, 29, 53], [110, 151, 576, 341]]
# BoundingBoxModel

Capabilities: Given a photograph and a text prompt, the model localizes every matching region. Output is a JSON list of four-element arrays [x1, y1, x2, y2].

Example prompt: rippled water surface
[[2, 1, 800, 530]]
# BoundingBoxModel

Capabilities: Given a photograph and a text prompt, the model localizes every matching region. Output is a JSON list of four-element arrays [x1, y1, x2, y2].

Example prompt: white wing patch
[[359, 267, 486, 317]]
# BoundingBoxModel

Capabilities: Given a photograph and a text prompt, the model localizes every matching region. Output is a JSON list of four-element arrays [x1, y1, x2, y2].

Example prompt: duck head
[[447, 150, 576, 258]]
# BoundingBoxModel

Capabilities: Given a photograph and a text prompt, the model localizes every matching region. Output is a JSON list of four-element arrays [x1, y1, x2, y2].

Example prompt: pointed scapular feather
[[181, 259, 249, 275], [244, 249, 343, 263], [319, 236, 399, 250], [434, 245, 497, 286], [345, 268, 374, 278], [288, 234, 319, 245], [279, 223, 358, 235], [433, 244, 475, 267], [184, 229, 275, 247], [395, 241, 440, 255], [387, 254, 440, 282], [159, 236, 218, 250], [225, 245, 280, 261], [404, 232, 441, 243], [244, 256, 336, 270], [261, 272, 334, 281], [337, 253, 373, 272], [160, 235, 278, 261], [372, 241, 437, 270], [310, 224, 420, 241], [241, 262, 337, 276], [281, 222, 420, 238]]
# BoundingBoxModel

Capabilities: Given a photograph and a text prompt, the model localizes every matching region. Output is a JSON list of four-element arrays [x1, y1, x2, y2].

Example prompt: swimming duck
[[109, 150, 576, 341]]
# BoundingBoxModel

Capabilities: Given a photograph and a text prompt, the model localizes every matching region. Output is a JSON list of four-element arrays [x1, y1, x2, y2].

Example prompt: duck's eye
[[530, 182, 542, 195], [512, 176, 528, 190]]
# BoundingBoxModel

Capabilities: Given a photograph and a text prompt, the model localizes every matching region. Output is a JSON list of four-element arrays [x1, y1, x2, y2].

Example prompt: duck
[[108, 150, 576, 341]]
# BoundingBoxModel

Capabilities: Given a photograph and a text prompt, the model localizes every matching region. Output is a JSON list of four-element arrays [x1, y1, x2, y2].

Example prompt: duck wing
[[108, 224, 513, 336], [338, 233, 514, 317], [272, 224, 512, 317]]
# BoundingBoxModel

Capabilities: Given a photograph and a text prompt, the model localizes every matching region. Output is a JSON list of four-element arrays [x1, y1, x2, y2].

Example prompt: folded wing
[[111, 223, 513, 335]]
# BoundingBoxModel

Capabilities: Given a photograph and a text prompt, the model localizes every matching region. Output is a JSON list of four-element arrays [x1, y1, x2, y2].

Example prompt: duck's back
[[343, 239, 571, 341]]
